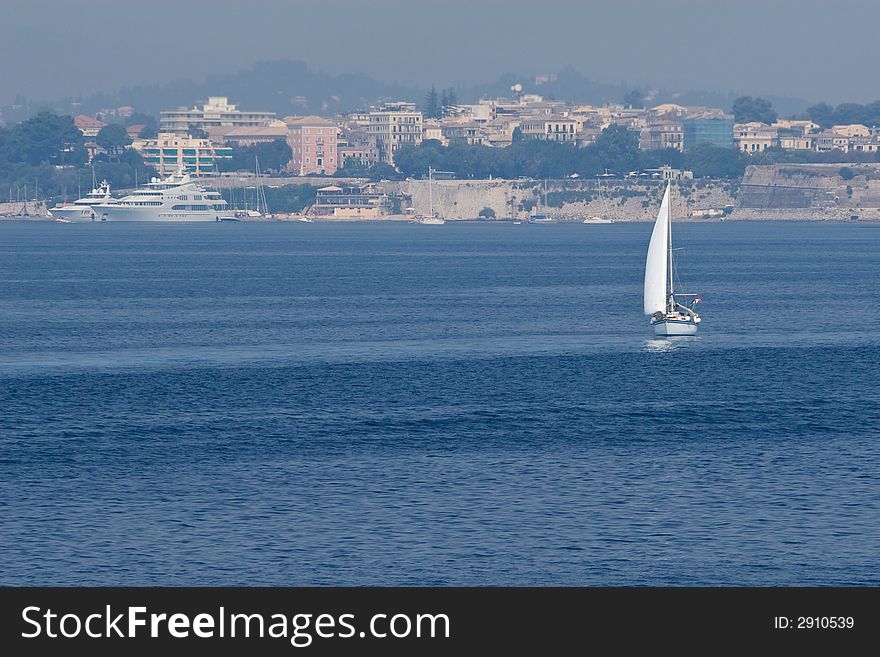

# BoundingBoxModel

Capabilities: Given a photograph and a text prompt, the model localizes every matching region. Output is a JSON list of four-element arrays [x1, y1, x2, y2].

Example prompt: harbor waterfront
[[1, 221, 878, 585]]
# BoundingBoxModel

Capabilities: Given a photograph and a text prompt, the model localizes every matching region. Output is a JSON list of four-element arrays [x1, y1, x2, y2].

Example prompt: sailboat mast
[[428, 166, 434, 218], [667, 182, 674, 311]]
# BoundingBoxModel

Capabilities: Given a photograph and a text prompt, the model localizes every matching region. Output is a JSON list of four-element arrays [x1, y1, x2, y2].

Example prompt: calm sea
[[1, 220, 878, 585]]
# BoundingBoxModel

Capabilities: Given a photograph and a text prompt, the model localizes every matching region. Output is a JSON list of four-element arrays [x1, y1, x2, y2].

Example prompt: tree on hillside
[[423, 85, 441, 119], [225, 140, 292, 173], [6, 111, 86, 166], [368, 162, 400, 180], [623, 90, 646, 109], [441, 88, 458, 117], [806, 102, 834, 127], [335, 158, 371, 177], [588, 125, 640, 174], [732, 96, 777, 124], [682, 143, 745, 178], [96, 124, 132, 159]]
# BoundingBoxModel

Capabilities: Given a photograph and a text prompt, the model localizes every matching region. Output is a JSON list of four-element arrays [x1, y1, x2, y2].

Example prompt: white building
[[160, 96, 276, 135], [367, 102, 423, 164]]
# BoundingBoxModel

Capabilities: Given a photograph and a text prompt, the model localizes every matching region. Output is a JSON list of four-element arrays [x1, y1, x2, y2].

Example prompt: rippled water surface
[[1, 220, 879, 585]]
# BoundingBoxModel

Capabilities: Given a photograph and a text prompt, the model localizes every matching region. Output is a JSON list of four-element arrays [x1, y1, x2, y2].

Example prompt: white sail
[[644, 183, 670, 316]]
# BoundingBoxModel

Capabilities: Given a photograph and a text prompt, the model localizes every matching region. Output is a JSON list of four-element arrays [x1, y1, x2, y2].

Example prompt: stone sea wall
[[392, 178, 736, 222]]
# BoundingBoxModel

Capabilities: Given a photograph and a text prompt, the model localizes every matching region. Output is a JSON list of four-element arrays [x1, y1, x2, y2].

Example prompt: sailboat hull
[[652, 319, 699, 336]]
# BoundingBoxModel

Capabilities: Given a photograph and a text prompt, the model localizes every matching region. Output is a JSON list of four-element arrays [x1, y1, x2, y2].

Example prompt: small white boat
[[297, 217, 314, 223], [583, 216, 613, 224], [644, 182, 702, 336]]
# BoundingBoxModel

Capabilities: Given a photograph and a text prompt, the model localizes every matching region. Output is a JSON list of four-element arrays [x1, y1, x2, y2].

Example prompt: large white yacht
[[49, 180, 115, 222], [91, 170, 233, 222]]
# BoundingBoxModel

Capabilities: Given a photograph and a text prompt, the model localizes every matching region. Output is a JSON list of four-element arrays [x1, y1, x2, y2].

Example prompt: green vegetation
[[751, 147, 878, 166], [806, 101, 880, 128], [334, 158, 371, 177], [395, 125, 748, 179], [0, 111, 152, 201], [223, 140, 292, 174], [96, 124, 132, 158], [423, 85, 441, 119], [334, 159, 402, 180], [732, 96, 778, 124], [839, 166, 855, 180], [220, 184, 319, 213], [478, 207, 496, 218], [623, 89, 646, 109], [440, 88, 458, 116]]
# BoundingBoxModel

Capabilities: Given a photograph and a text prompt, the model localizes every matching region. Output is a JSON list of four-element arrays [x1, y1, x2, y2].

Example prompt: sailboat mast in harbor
[[644, 182, 702, 336], [415, 166, 445, 224]]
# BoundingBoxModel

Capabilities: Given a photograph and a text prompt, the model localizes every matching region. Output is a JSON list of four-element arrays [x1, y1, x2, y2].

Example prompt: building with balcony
[[735, 122, 779, 154], [337, 130, 381, 169], [814, 131, 851, 152], [367, 102, 423, 164], [422, 121, 446, 144], [135, 133, 232, 176], [285, 116, 338, 175], [309, 183, 392, 219], [773, 119, 820, 136], [848, 135, 879, 153], [441, 121, 484, 145], [160, 96, 276, 135], [639, 122, 684, 151], [519, 116, 581, 142], [779, 135, 814, 150]]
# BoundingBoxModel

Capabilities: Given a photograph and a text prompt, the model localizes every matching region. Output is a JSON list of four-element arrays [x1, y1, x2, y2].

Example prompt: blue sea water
[[1, 220, 879, 586]]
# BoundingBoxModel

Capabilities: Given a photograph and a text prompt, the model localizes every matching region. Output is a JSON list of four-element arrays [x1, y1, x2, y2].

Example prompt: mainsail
[[644, 183, 670, 316]]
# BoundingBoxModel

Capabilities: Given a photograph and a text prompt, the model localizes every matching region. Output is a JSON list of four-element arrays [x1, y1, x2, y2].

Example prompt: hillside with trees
[[0, 111, 153, 202]]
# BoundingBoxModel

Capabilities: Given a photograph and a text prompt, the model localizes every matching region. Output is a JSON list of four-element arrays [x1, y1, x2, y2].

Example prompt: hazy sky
[[2, 0, 876, 105]]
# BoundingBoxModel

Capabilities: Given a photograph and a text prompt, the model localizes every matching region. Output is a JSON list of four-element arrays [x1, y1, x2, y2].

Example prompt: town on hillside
[[3, 87, 880, 221]]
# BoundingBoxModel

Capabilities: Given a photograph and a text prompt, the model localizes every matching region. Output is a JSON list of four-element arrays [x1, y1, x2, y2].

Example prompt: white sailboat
[[415, 166, 445, 224], [584, 176, 614, 223], [644, 182, 702, 336]]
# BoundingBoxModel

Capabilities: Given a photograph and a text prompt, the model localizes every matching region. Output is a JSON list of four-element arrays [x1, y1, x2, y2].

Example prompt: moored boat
[[91, 169, 233, 222], [49, 179, 114, 222]]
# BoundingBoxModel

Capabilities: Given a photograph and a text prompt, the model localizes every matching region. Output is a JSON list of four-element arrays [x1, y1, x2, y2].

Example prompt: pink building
[[285, 116, 338, 175]]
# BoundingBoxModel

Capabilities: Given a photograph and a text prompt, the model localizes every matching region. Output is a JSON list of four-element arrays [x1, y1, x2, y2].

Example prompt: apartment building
[[285, 116, 339, 175], [519, 115, 581, 142], [367, 102, 423, 164], [639, 122, 684, 151], [160, 96, 276, 135], [136, 132, 232, 176]]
